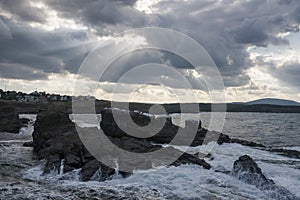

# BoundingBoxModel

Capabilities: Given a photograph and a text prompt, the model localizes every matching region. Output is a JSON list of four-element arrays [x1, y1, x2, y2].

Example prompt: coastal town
[[0, 89, 95, 103]]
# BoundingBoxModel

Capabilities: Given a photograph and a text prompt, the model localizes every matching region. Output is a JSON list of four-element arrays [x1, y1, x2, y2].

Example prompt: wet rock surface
[[0, 100, 37, 133], [33, 106, 212, 182], [230, 138, 266, 147], [232, 155, 297, 200], [23, 141, 33, 147], [268, 148, 300, 159], [101, 109, 233, 147], [0, 106, 22, 133], [31, 103, 299, 184]]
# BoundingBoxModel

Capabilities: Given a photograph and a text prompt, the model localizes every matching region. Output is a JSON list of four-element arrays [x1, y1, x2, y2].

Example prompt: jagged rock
[[33, 107, 212, 182], [230, 138, 266, 148], [268, 148, 300, 159], [23, 141, 33, 147], [111, 136, 162, 153], [65, 154, 81, 168], [100, 108, 222, 147], [100, 108, 179, 143], [232, 155, 297, 200], [44, 154, 62, 174], [232, 155, 271, 186], [32, 106, 80, 155], [171, 152, 211, 169], [32, 104, 89, 175], [20, 118, 30, 126], [217, 133, 231, 144], [80, 159, 116, 181], [214, 165, 230, 174], [0, 100, 37, 133], [0, 106, 21, 133]]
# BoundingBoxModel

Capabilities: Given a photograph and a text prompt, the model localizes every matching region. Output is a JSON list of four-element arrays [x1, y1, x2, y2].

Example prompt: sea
[[0, 112, 299, 199]]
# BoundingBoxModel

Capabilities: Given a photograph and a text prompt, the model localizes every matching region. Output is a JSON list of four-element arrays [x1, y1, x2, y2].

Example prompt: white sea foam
[[18, 114, 37, 135], [21, 142, 300, 199], [69, 114, 102, 129], [69, 111, 199, 129], [15, 112, 299, 199]]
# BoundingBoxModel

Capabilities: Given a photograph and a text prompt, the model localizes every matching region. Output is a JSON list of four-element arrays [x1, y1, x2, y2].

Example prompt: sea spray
[[112, 158, 122, 179], [18, 114, 37, 135], [59, 159, 65, 176]]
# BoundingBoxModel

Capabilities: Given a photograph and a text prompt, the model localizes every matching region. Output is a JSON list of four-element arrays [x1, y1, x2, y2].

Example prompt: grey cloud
[[231, 18, 269, 46], [152, 0, 299, 87], [267, 61, 300, 90], [283, 24, 300, 33], [0, 0, 46, 23], [292, 5, 300, 23], [0, 18, 94, 80], [0, 62, 48, 80], [223, 74, 251, 87], [99, 49, 193, 82], [0, 18, 12, 40], [43, 0, 150, 35], [0, 0, 300, 90]]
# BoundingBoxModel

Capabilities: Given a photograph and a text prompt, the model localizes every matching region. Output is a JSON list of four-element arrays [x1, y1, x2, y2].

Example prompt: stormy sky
[[0, 0, 299, 103]]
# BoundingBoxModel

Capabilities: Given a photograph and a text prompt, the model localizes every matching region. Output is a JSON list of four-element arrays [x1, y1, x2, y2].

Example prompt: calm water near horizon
[[71, 111, 300, 148], [199, 112, 300, 148]]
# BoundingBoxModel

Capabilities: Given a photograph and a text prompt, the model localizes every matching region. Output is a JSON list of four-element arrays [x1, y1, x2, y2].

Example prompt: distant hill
[[245, 98, 300, 106]]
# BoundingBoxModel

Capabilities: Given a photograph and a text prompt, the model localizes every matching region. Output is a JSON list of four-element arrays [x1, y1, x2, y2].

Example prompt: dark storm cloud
[[231, 18, 270, 46], [151, 0, 300, 87], [99, 49, 193, 82], [0, 0, 299, 89], [43, 0, 150, 35], [0, 0, 46, 23], [267, 61, 300, 90], [0, 17, 94, 80], [0, 62, 48, 80], [97, 49, 210, 90], [0, 18, 12, 40]]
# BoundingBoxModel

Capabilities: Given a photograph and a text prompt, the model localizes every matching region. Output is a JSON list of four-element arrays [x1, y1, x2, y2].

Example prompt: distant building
[[25, 95, 35, 102], [38, 96, 48, 103], [60, 96, 68, 101], [50, 95, 58, 101]]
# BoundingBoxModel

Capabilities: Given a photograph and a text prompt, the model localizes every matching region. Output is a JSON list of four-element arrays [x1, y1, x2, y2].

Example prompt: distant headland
[[0, 89, 300, 113]]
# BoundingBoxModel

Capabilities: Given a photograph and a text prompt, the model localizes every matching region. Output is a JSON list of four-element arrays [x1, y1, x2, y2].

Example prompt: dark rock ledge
[[30, 106, 300, 182], [0, 106, 22, 133], [1, 100, 297, 182], [0, 100, 37, 133], [32, 107, 212, 181], [231, 155, 297, 200]]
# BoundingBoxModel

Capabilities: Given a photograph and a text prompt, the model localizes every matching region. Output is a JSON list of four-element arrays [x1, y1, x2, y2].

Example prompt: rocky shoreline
[[32, 106, 214, 181], [0, 103, 300, 184], [0, 100, 37, 133]]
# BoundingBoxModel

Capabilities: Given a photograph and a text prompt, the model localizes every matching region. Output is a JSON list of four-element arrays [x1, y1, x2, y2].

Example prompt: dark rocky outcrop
[[33, 103, 298, 183], [100, 109, 180, 144], [230, 138, 266, 148], [232, 155, 297, 199], [171, 152, 211, 169], [19, 118, 30, 126], [80, 159, 116, 181], [232, 155, 273, 187], [100, 109, 232, 147], [268, 148, 300, 159], [0, 106, 22, 133], [23, 141, 33, 147], [0, 100, 37, 133], [33, 106, 211, 182]]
